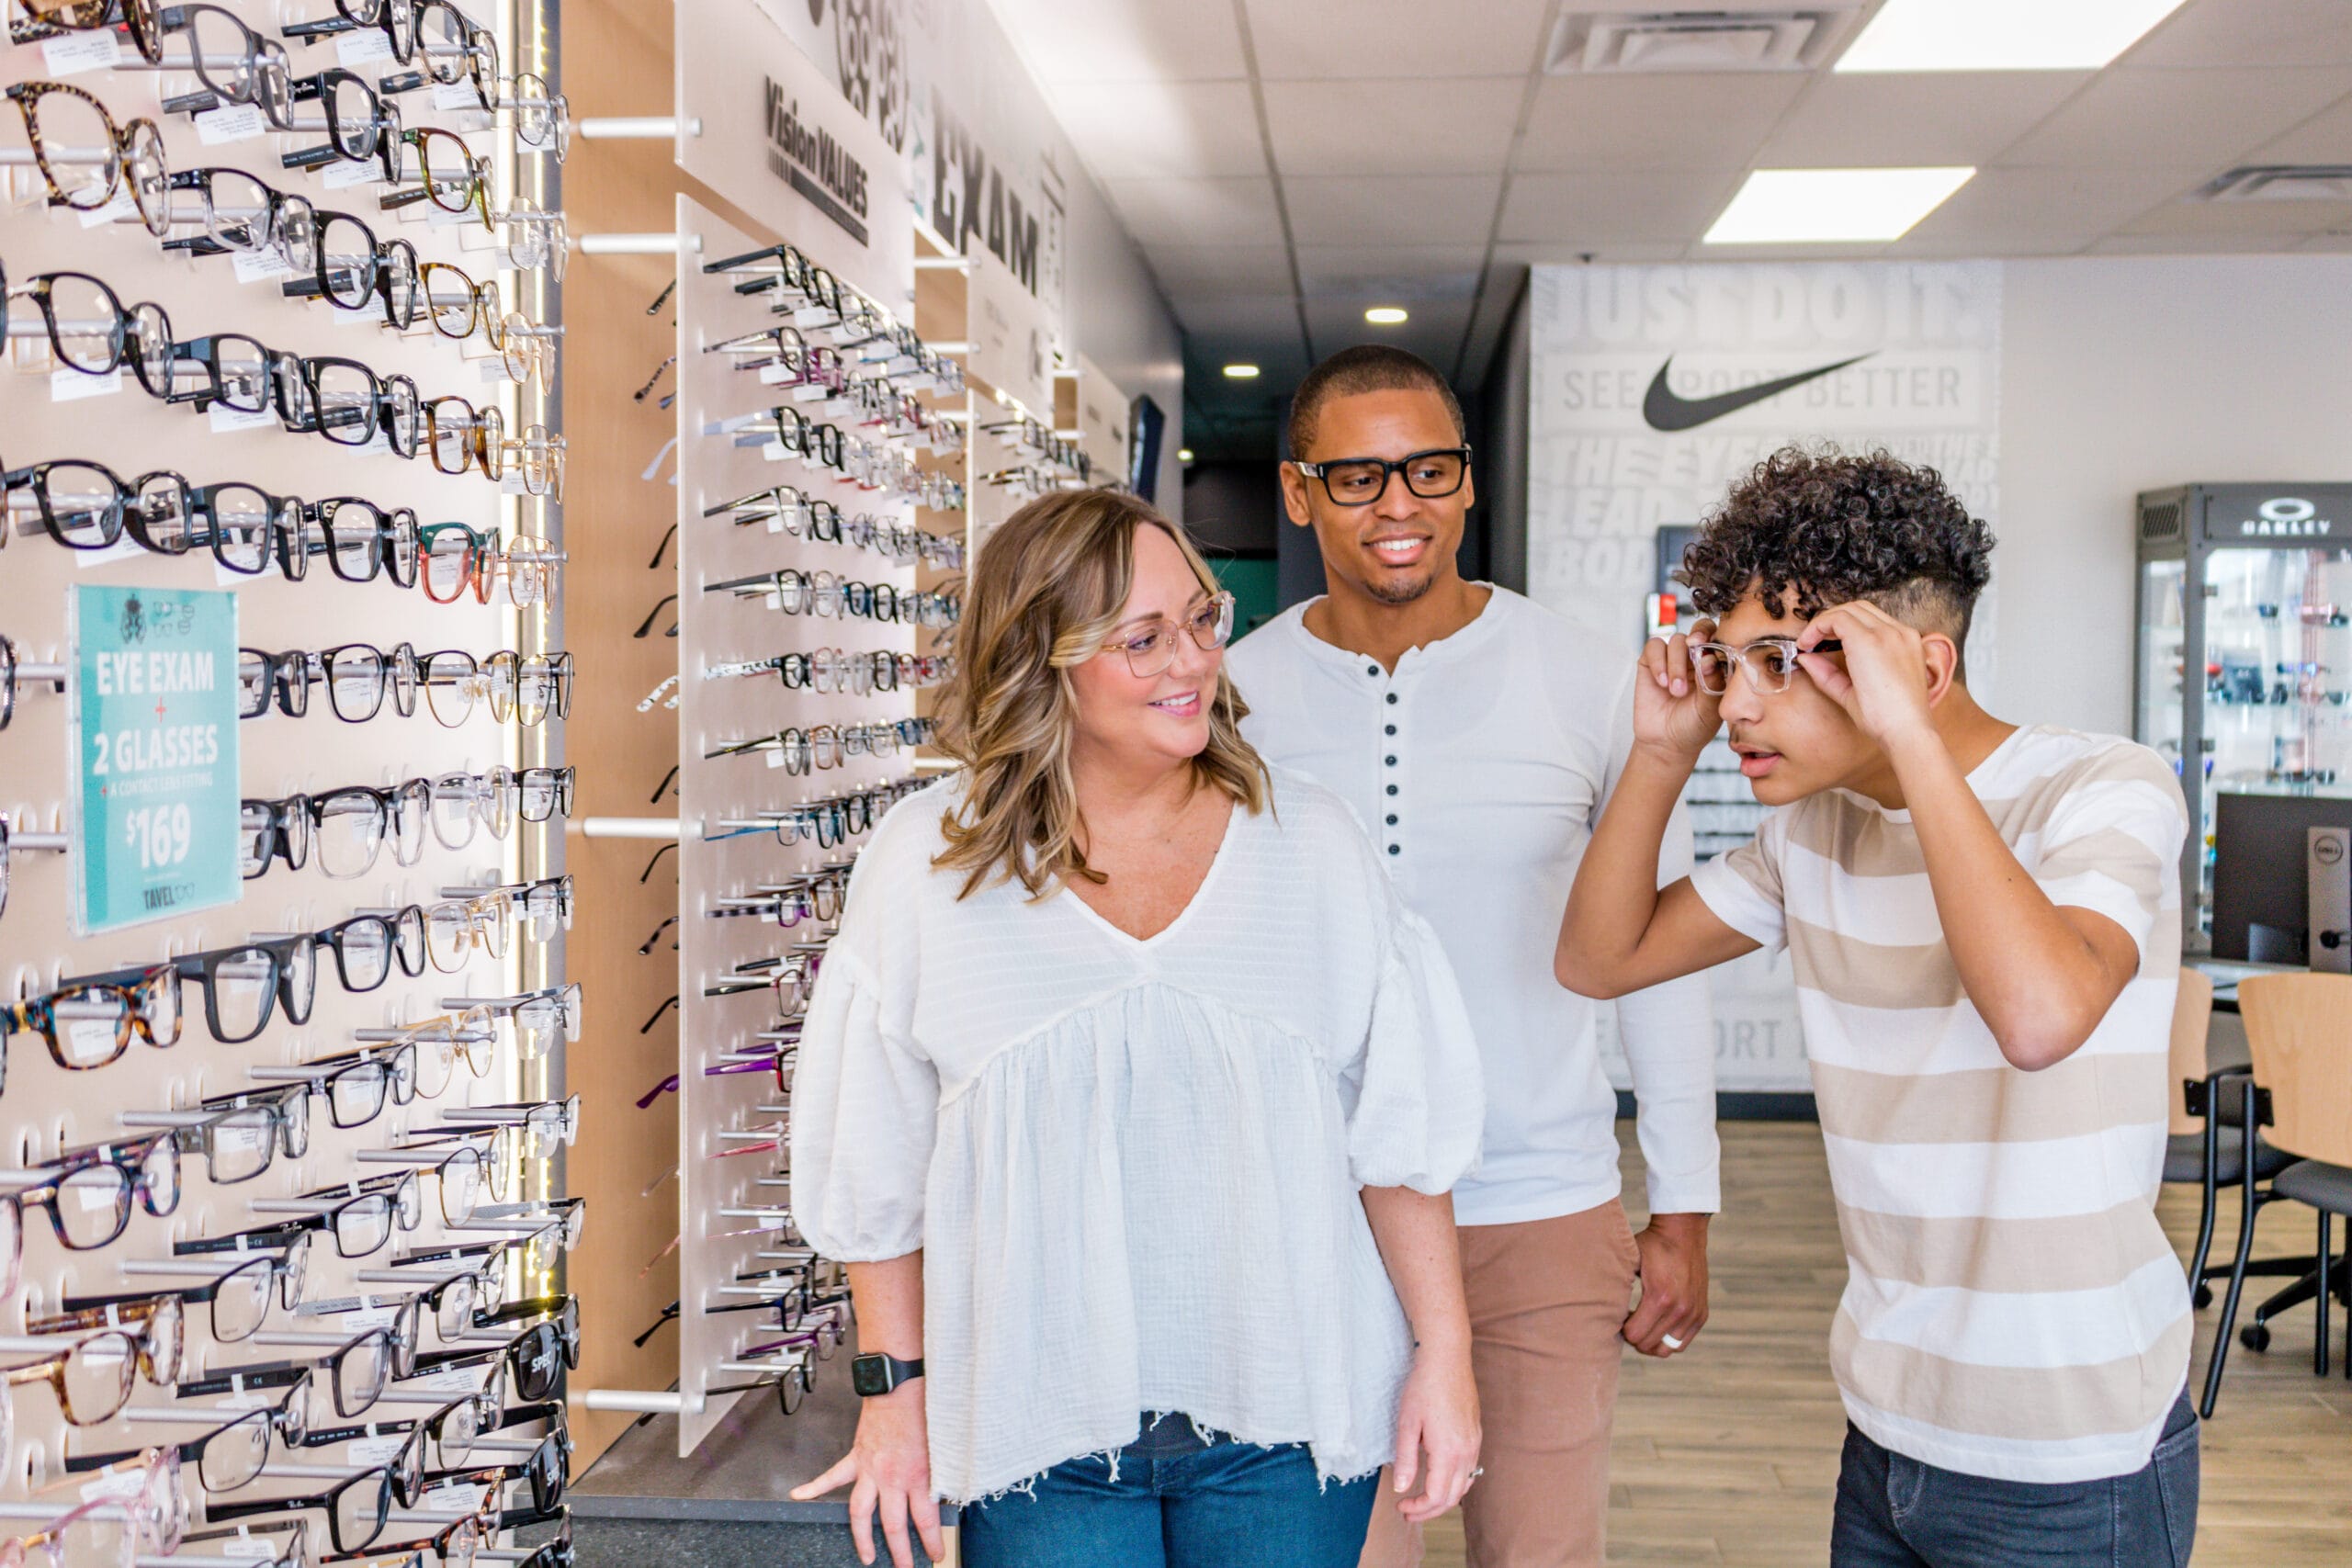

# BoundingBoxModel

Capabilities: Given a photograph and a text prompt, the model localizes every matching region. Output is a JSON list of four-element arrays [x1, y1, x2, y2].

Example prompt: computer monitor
[[2211, 791, 2352, 963]]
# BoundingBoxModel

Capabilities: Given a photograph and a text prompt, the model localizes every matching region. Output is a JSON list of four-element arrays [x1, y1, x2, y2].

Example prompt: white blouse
[[789, 766, 1486, 1503]]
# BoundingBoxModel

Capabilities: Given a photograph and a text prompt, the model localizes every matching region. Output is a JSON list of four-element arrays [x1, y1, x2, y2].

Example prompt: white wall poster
[[1527, 261, 2004, 1093]]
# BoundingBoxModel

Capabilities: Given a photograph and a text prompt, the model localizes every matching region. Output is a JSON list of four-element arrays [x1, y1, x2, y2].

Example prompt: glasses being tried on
[[1689, 637, 1844, 696], [1293, 446, 1473, 507], [1098, 592, 1236, 680]]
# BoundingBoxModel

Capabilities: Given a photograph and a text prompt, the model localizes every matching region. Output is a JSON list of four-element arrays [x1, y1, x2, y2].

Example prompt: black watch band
[[851, 1352, 923, 1397]]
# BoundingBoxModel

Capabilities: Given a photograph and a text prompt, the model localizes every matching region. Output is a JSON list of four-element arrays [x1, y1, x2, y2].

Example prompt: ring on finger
[[1661, 1333, 1685, 1350]]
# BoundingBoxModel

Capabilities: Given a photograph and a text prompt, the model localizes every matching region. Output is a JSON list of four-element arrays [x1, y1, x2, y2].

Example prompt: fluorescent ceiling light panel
[[1837, 0, 2188, 73], [1364, 306, 1409, 325], [1703, 166, 1975, 243], [1222, 363, 1261, 379]]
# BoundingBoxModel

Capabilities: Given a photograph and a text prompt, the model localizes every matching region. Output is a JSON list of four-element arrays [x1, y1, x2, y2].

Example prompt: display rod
[[0, 3, 572, 1561]]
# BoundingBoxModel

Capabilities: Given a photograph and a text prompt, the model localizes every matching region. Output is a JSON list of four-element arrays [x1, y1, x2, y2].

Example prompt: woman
[[789, 490, 1485, 1568]]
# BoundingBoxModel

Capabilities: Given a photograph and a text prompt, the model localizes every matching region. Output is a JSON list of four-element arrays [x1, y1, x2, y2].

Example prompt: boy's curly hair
[[1679, 445, 1995, 663]]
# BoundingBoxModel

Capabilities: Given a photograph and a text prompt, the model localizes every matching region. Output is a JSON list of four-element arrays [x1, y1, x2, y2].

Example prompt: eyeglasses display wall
[[0, 4, 575, 1564], [659, 194, 941, 1456]]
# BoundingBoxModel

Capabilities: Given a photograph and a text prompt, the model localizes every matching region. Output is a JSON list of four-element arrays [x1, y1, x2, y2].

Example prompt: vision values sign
[[67, 583, 240, 935]]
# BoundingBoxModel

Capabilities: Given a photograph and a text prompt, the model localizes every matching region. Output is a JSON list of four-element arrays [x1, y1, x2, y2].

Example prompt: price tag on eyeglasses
[[336, 29, 397, 65], [76, 189, 141, 230], [68, 1171, 120, 1209], [343, 1305, 400, 1330], [208, 403, 277, 434], [216, 1121, 268, 1156], [219, 1535, 282, 1561], [346, 1432, 410, 1465], [51, 367, 121, 402], [41, 29, 122, 73], [431, 80, 484, 112], [196, 103, 269, 145], [422, 1481, 488, 1513], [74, 534, 148, 570], [322, 159, 384, 191], [76, 1464, 149, 1505], [427, 203, 478, 228], [786, 383, 829, 403], [420, 1366, 480, 1393], [764, 748, 786, 769], [232, 249, 297, 286]]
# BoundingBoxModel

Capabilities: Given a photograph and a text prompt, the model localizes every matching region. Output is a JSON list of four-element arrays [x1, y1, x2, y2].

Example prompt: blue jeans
[[958, 1414, 1377, 1568], [1831, 1391, 2199, 1567]]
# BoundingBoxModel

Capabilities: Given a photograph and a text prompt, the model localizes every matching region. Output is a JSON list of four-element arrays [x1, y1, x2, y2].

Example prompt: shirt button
[[1365, 664, 1379, 677], [1386, 844, 1399, 856], [1385, 694, 1397, 705], [1385, 755, 1396, 766], [1385, 784, 1397, 795], [1385, 814, 1397, 826], [1384, 724, 1396, 736]]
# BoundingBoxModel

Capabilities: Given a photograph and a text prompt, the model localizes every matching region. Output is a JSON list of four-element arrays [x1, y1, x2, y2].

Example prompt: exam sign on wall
[[69, 584, 241, 935]]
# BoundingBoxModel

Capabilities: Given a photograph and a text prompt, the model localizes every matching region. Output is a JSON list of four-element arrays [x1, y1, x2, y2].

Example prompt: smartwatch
[[851, 1352, 924, 1397]]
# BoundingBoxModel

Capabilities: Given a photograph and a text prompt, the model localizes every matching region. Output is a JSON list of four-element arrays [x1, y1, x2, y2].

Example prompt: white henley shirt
[[1226, 586, 1720, 1224]]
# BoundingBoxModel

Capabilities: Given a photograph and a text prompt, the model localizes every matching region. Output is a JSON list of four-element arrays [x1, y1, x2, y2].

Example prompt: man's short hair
[[1287, 344, 1465, 459], [1679, 445, 1996, 658]]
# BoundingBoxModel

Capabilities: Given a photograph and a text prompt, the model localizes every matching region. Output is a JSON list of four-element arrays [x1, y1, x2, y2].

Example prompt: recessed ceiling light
[[1364, 306, 1408, 325], [1177, 448, 1195, 462], [1703, 167, 1975, 244], [1837, 0, 2188, 73], [1223, 363, 1261, 379]]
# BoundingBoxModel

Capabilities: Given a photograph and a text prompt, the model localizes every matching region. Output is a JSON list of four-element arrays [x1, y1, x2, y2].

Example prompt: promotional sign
[[753, 0, 1072, 355], [675, 0, 914, 306], [966, 243, 1055, 417], [1074, 355, 1132, 480], [69, 584, 240, 935], [1528, 260, 2005, 1092]]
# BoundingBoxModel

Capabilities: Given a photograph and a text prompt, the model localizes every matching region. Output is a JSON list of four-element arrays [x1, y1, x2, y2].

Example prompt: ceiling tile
[[987, 0, 1249, 81], [1997, 66, 2352, 168], [2123, 0, 2352, 68], [1263, 79, 1522, 176], [1283, 175, 1505, 244], [2085, 232, 2291, 254], [1758, 73, 2092, 167], [1045, 82, 1268, 180], [2115, 194, 2351, 236], [1498, 171, 1744, 243], [2247, 90, 2352, 164], [1516, 73, 1806, 173], [1303, 298, 1476, 371], [1243, 0, 1551, 79], [1100, 177, 1283, 246], [1688, 240, 1892, 263], [1293, 244, 1487, 297], [1169, 292, 1306, 344], [1889, 165, 2211, 253], [1145, 245, 1297, 293], [1489, 240, 1690, 265]]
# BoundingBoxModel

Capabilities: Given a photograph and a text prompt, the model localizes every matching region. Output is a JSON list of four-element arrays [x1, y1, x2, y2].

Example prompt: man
[[1556, 446, 2199, 1566], [1225, 345, 1719, 1568]]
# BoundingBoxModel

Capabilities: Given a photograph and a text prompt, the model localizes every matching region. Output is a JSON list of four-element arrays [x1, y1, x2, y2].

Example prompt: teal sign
[[70, 584, 241, 935]]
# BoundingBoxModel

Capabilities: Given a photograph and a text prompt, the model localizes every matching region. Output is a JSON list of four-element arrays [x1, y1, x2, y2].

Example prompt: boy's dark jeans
[[1831, 1391, 2199, 1567]]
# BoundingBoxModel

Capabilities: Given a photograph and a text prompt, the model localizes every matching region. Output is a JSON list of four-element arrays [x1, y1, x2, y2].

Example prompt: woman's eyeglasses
[[0, 963, 183, 1090], [1100, 592, 1236, 679]]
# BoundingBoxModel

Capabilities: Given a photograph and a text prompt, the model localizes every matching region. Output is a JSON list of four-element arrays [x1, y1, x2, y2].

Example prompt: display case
[[2133, 483, 2352, 949]]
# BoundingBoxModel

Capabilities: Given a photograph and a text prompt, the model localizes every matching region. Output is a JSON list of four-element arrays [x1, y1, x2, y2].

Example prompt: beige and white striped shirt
[[1690, 725, 2190, 1483]]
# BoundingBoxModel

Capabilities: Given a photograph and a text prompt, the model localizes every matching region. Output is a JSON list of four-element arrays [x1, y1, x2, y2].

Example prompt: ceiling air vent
[[1546, 6, 1866, 73], [2197, 166, 2352, 203]]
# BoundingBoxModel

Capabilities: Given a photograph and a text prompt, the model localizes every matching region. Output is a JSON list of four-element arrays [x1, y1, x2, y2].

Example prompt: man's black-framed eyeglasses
[[1293, 446, 1472, 507]]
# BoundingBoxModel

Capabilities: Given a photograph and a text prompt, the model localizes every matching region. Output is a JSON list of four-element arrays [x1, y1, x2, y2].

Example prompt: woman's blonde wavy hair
[[933, 489, 1269, 900]]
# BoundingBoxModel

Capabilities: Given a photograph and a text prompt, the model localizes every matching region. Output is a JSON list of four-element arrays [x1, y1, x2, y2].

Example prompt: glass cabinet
[[2134, 484, 2352, 949]]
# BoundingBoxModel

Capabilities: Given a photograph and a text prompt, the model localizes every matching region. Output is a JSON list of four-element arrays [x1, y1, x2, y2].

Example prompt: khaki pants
[[1361, 1200, 1642, 1568]]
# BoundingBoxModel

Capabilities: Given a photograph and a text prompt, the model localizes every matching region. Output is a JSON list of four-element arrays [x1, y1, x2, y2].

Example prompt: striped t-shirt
[[1690, 725, 2190, 1483]]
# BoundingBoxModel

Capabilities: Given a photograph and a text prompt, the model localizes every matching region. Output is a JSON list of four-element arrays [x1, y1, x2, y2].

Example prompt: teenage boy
[[1226, 345, 1720, 1568], [1556, 446, 2199, 1566]]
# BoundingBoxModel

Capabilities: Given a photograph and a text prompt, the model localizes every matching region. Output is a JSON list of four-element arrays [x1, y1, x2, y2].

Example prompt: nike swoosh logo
[[1641, 352, 1875, 433]]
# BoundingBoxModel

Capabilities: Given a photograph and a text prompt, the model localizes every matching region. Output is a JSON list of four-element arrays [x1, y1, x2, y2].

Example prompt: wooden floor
[[1422, 1121, 2352, 1566]]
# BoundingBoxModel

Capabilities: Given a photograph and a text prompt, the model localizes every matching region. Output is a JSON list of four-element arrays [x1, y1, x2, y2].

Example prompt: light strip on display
[[1836, 0, 2189, 73], [1702, 167, 1977, 244]]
